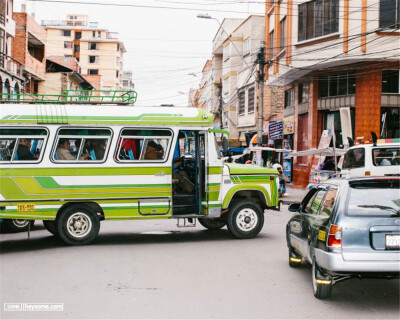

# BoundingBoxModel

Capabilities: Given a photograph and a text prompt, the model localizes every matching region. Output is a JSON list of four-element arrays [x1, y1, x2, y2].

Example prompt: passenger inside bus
[[16, 138, 37, 161], [57, 139, 91, 160]]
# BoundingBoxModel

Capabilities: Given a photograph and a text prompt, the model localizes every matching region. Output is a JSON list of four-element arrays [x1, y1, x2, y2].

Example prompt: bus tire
[[57, 204, 100, 246], [226, 200, 264, 239], [43, 220, 59, 236], [198, 218, 226, 230], [4, 219, 34, 233]]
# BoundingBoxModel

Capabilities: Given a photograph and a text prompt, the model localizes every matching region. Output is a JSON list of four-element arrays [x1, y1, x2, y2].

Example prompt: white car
[[340, 140, 400, 177]]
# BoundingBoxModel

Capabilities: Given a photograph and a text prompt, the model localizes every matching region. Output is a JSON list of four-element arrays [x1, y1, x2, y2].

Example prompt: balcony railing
[[41, 20, 87, 27], [0, 52, 23, 78]]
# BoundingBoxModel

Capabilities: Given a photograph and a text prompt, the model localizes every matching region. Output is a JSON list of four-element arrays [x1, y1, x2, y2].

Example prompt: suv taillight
[[327, 225, 342, 248]]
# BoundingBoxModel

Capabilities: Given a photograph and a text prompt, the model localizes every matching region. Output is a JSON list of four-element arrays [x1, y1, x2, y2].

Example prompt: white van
[[341, 140, 400, 177]]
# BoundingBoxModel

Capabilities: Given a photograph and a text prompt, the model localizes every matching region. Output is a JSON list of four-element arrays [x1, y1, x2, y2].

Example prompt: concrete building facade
[[212, 16, 266, 145], [265, 0, 400, 187], [42, 15, 126, 91]]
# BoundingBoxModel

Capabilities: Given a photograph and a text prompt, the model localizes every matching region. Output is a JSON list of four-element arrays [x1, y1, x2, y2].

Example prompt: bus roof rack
[[0, 90, 137, 105]]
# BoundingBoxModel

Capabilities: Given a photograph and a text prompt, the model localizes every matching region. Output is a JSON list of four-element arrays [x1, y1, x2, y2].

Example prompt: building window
[[243, 38, 250, 55], [89, 56, 98, 64], [117, 43, 120, 51], [298, 83, 309, 103], [269, 30, 274, 59], [116, 71, 119, 78], [381, 108, 400, 138], [248, 87, 255, 113], [319, 72, 356, 98], [74, 45, 80, 53], [64, 41, 73, 48], [223, 43, 230, 60], [92, 31, 96, 38], [382, 70, 400, 93], [238, 91, 245, 114], [379, 0, 400, 28], [75, 32, 81, 40], [223, 111, 229, 128], [64, 55, 72, 58], [88, 42, 99, 50], [298, 0, 339, 42], [88, 69, 99, 75], [98, 31, 101, 37], [285, 88, 295, 108], [61, 30, 71, 37], [280, 17, 286, 52]]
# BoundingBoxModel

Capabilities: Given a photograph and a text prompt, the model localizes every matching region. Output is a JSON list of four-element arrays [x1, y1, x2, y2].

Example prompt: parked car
[[340, 140, 400, 177], [286, 177, 400, 299]]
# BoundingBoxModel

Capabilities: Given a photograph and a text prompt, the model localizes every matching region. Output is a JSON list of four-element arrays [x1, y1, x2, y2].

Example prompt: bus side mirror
[[222, 136, 228, 156]]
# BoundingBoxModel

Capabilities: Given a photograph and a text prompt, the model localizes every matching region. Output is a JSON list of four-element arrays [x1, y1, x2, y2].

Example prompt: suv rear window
[[372, 147, 400, 166], [342, 148, 365, 169], [347, 180, 400, 217]]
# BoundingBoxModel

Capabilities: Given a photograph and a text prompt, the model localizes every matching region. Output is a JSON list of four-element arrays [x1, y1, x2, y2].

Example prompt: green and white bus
[[0, 104, 280, 245]]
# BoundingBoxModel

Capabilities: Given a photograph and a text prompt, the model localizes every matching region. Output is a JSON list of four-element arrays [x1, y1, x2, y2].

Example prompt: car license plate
[[385, 234, 400, 249], [17, 204, 35, 212]]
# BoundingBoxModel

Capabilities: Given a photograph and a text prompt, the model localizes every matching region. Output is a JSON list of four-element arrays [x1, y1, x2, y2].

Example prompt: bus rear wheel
[[57, 204, 100, 246], [4, 219, 34, 233]]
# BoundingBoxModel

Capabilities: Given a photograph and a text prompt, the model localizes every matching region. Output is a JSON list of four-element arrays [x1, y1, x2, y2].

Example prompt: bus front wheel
[[57, 204, 100, 246], [226, 200, 264, 239]]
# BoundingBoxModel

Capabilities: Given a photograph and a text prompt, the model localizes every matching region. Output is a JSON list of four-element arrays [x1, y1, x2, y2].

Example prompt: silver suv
[[286, 177, 400, 299]]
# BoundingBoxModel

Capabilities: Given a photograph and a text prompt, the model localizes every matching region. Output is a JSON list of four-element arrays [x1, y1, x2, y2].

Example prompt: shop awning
[[289, 147, 347, 157]]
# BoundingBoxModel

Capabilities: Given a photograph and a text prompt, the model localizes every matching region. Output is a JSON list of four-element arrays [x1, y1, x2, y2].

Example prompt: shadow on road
[[287, 260, 400, 312], [0, 228, 271, 254]]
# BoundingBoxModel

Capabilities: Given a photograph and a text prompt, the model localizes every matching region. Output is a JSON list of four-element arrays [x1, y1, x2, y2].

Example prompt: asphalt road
[[1, 206, 399, 319]]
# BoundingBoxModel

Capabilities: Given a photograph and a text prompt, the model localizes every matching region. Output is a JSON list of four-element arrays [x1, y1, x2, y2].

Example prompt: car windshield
[[347, 182, 400, 217]]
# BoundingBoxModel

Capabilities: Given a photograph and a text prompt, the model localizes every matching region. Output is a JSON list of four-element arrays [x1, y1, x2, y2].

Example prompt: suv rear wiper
[[358, 205, 400, 217]]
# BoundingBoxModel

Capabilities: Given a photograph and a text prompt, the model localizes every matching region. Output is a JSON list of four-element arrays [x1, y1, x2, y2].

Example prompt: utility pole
[[256, 46, 265, 146], [218, 82, 223, 129]]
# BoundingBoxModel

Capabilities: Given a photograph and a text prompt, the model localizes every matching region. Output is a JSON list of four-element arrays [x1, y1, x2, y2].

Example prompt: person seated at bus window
[[143, 141, 158, 160], [155, 143, 165, 160], [57, 139, 90, 160], [93, 139, 107, 160], [120, 139, 137, 160], [172, 157, 194, 193], [16, 138, 37, 161]]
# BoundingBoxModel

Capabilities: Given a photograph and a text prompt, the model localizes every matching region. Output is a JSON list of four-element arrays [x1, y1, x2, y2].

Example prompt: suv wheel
[[288, 247, 302, 268]]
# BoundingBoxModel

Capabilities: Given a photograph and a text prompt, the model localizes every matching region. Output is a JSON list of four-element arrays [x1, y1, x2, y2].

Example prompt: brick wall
[[263, 85, 284, 121]]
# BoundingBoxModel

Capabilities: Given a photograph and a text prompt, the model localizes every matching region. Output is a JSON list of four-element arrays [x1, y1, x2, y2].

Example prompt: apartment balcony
[[0, 52, 23, 79], [41, 20, 87, 27], [24, 52, 45, 79]]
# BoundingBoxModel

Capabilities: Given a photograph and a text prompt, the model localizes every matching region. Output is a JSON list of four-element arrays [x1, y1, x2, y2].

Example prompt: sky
[[14, 0, 266, 106]]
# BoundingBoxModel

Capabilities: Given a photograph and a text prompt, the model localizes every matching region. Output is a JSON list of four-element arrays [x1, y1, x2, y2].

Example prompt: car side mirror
[[288, 203, 301, 212]]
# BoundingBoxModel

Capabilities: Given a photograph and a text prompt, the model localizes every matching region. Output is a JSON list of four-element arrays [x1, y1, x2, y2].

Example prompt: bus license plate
[[17, 204, 35, 212], [386, 234, 400, 249]]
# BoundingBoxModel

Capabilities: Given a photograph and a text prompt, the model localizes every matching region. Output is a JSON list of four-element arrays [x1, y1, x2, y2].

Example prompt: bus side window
[[0, 139, 16, 161]]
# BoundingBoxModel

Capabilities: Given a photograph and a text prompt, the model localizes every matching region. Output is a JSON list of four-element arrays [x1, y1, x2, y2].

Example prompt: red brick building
[[12, 11, 46, 94]]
